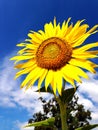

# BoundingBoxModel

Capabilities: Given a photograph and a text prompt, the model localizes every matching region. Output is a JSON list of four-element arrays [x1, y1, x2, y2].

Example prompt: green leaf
[[60, 87, 78, 103], [24, 117, 55, 128], [75, 124, 98, 130], [36, 86, 53, 94]]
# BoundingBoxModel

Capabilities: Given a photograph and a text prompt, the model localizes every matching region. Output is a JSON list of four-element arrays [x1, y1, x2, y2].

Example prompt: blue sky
[[0, 0, 98, 130]]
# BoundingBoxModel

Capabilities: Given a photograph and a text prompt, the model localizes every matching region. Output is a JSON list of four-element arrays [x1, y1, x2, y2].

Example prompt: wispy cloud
[[14, 120, 34, 130], [0, 53, 19, 107]]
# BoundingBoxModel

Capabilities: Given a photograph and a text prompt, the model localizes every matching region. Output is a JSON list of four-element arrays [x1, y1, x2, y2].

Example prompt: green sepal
[[36, 86, 53, 94], [75, 124, 98, 130], [24, 117, 55, 128], [59, 87, 78, 103]]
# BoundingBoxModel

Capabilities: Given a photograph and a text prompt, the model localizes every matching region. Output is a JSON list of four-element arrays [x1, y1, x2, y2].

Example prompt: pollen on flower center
[[43, 42, 60, 59], [36, 37, 72, 70]]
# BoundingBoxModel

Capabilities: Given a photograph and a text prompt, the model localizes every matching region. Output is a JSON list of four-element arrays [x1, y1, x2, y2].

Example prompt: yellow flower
[[11, 18, 98, 95]]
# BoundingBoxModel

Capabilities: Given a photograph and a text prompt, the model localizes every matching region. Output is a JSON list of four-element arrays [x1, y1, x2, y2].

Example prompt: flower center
[[36, 37, 72, 70]]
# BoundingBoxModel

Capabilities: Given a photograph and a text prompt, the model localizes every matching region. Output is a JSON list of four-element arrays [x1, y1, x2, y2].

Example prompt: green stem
[[57, 97, 68, 130]]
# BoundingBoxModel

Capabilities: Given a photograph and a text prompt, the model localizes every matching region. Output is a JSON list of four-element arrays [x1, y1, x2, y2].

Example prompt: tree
[[28, 95, 92, 130]]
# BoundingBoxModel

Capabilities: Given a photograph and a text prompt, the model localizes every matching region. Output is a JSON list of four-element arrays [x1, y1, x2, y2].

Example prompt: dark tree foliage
[[28, 95, 92, 130]]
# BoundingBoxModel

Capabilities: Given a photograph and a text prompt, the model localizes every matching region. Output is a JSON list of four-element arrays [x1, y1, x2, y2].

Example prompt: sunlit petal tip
[[81, 19, 85, 22], [29, 30, 35, 33], [79, 80, 82, 83], [96, 42, 98, 45], [88, 24, 98, 34], [67, 17, 71, 21], [58, 90, 62, 96], [14, 63, 22, 68], [66, 17, 71, 25], [45, 85, 48, 92], [83, 75, 89, 80], [37, 84, 41, 92], [53, 16, 56, 24], [87, 75, 90, 79], [53, 18, 57, 29], [16, 43, 25, 47], [93, 70, 96, 74], [14, 76, 17, 80], [14, 61, 18, 64], [28, 33, 32, 38], [10, 57, 13, 60], [95, 65, 98, 67], [13, 67, 17, 70], [25, 39, 30, 42], [10, 58, 18, 63], [16, 44, 20, 46], [20, 85, 24, 89], [25, 87, 29, 91]]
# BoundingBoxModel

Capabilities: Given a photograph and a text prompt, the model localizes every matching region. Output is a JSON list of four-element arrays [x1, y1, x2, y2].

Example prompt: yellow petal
[[17, 48, 27, 55], [87, 25, 98, 34], [28, 33, 42, 43], [77, 24, 89, 34], [87, 50, 98, 55], [66, 20, 85, 40], [69, 58, 96, 73], [53, 17, 57, 28], [33, 32, 45, 40], [68, 24, 89, 42], [72, 52, 98, 59], [10, 55, 34, 61], [73, 42, 98, 53], [65, 24, 73, 36], [64, 17, 71, 32], [45, 70, 54, 91], [26, 44, 38, 49], [38, 30, 46, 39], [67, 64, 89, 79], [61, 20, 66, 30], [48, 22, 56, 36], [21, 67, 41, 88], [60, 18, 71, 37], [25, 68, 44, 90], [55, 23, 61, 36], [44, 22, 55, 37], [62, 64, 89, 82], [55, 71, 63, 95], [62, 73, 75, 88], [61, 65, 82, 83], [72, 33, 90, 47], [14, 59, 36, 69], [38, 69, 48, 90], [15, 64, 37, 79], [51, 74, 57, 95], [16, 43, 27, 47]]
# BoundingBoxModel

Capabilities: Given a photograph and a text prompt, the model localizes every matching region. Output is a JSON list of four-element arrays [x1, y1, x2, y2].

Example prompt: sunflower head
[[11, 18, 98, 95]]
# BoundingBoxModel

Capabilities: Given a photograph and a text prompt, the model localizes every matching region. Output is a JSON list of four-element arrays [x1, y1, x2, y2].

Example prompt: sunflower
[[11, 18, 98, 95]]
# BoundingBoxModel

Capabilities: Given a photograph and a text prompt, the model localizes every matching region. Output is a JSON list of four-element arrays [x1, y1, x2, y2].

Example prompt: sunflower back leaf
[[59, 87, 78, 103], [36, 86, 53, 94], [75, 124, 98, 130]]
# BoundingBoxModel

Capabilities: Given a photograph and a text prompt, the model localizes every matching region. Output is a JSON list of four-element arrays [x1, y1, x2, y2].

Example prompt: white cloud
[[76, 72, 98, 125]]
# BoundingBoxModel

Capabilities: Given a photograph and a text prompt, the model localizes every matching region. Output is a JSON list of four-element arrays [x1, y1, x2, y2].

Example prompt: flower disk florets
[[36, 37, 72, 70]]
